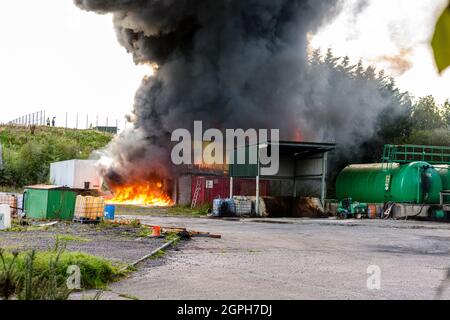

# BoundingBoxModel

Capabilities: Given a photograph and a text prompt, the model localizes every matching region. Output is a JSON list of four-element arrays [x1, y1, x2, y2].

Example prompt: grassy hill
[[0, 125, 113, 189]]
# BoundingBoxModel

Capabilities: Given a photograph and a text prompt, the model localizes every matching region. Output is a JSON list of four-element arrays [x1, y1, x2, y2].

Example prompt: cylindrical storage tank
[[435, 165, 450, 190], [434, 165, 450, 203], [336, 162, 442, 204]]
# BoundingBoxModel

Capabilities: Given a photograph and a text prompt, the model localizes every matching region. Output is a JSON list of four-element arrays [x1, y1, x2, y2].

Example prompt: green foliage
[[55, 235, 91, 243], [0, 126, 112, 188], [411, 96, 445, 130], [315, 50, 450, 158], [138, 226, 153, 237], [0, 249, 19, 300], [404, 129, 450, 147], [317, 49, 450, 195], [0, 240, 124, 300], [165, 232, 181, 246], [168, 204, 211, 217], [432, 4, 450, 73], [17, 245, 72, 300], [441, 100, 450, 126], [118, 292, 140, 300]]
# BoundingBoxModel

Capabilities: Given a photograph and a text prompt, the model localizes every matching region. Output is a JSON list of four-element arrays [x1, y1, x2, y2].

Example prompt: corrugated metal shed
[[190, 176, 270, 206], [229, 141, 336, 210], [24, 185, 77, 221]]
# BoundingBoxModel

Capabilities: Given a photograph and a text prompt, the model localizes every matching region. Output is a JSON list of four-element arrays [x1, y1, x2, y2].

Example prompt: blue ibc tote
[[104, 205, 116, 220]]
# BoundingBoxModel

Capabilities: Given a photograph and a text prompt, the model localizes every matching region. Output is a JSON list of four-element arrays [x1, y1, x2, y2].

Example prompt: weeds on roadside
[[0, 236, 124, 300], [17, 245, 72, 300], [168, 204, 211, 217], [0, 249, 19, 300], [165, 232, 182, 246]]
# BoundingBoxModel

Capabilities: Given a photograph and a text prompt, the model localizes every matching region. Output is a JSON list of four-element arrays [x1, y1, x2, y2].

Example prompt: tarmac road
[[95, 217, 450, 300]]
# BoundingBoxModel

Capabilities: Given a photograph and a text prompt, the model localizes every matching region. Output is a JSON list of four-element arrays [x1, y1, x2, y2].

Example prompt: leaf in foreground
[[432, 4, 450, 73]]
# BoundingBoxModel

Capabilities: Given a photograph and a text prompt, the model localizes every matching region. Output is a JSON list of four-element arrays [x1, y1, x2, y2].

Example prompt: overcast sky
[[0, 0, 150, 129], [0, 0, 449, 127]]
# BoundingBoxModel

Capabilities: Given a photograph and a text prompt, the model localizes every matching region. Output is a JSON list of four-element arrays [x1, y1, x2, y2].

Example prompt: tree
[[441, 100, 450, 127], [324, 48, 340, 68], [410, 95, 445, 130], [309, 48, 322, 66]]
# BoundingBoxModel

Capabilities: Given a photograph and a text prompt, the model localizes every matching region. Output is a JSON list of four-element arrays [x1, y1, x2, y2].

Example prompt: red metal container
[[191, 176, 270, 206]]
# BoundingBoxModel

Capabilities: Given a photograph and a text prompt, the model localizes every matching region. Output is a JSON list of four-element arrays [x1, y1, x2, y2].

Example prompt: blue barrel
[[212, 198, 236, 217], [224, 199, 236, 216], [104, 205, 115, 220], [212, 199, 224, 217]]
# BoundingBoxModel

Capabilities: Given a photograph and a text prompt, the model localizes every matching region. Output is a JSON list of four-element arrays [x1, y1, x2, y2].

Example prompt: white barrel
[[0, 204, 11, 230]]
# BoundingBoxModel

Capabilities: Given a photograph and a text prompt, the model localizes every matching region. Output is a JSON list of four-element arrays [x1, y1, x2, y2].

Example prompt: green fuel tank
[[434, 165, 450, 190], [434, 165, 450, 203], [336, 162, 442, 204]]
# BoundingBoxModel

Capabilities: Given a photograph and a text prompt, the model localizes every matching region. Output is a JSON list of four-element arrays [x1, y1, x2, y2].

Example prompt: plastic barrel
[[0, 204, 11, 230], [212, 199, 223, 217], [104, 205, 116, 220], [367, 204, 377, 219], [224, 199, 236, 216]]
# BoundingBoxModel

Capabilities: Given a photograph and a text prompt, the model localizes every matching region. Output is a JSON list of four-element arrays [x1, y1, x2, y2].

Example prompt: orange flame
[[293, 129, 304, 141], [107, 182, 173, 207]]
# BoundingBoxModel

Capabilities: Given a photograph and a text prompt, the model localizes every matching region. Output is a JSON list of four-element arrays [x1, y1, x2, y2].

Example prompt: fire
[[107, 182, 173, 207], [293, 129, 304, 141]]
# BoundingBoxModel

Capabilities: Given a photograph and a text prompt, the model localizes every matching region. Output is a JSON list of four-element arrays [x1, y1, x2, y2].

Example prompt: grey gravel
[[0, 221, 166, 264]]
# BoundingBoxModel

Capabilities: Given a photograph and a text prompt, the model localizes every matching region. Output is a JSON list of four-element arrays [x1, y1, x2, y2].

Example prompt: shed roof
[[25, 185, 63, 190], [229, 140, 336, 178], [274, 141, 336, 157]]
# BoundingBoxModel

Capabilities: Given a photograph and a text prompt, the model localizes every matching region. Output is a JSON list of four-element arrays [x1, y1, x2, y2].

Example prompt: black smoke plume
[[75, 0, 394, 185]]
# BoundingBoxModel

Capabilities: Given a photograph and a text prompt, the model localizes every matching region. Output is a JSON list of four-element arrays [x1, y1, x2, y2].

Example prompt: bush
[[0, 241, 124, 300], [405, 129, 450, 147]]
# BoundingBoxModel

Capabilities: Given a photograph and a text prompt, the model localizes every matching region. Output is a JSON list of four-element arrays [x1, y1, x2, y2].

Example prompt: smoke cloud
[[75, 0, 393, 184]]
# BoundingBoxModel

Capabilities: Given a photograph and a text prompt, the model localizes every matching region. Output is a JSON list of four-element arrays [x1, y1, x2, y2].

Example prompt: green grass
[[149, 250, 166, 260], [0, 125, 113, 188], [1, 249, 125, 290], [54, 235, 90, 243], [0, 125, 113, 157], [167, 204, 211, 217], [165, 232, 181, 246], [137, 226, 153, 238], [115, 203, 211, 217], [118, 292, 140, 300], [0, 220, 63, 233]]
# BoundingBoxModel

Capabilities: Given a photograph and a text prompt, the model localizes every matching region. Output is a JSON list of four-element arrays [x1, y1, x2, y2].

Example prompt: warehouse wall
[[268, 156, 324, 198], [175, 175, 192, 206], [295, 157, 324, 198]]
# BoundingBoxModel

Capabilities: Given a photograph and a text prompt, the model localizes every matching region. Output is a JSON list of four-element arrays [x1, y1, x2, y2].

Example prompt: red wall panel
[[191, 176, 270, 205]]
